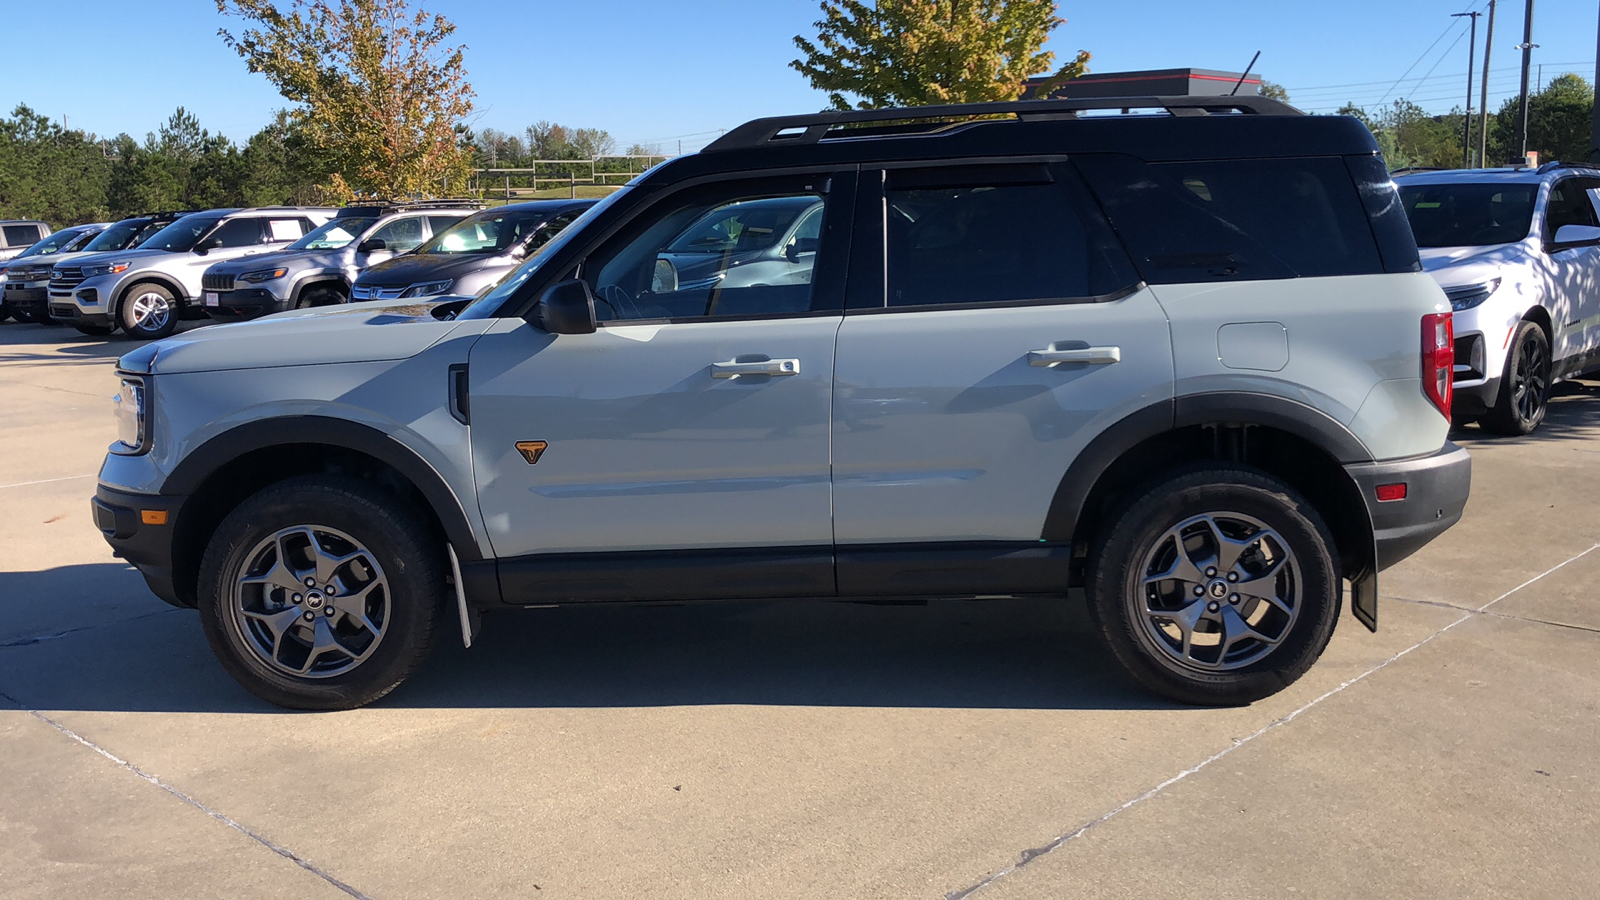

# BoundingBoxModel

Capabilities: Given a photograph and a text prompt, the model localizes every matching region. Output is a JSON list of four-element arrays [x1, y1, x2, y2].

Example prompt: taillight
[[1422, 312, 1453, 418]]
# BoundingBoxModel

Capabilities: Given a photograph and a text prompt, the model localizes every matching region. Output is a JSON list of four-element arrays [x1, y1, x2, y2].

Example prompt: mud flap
[[1349, 529, 1379, 633]]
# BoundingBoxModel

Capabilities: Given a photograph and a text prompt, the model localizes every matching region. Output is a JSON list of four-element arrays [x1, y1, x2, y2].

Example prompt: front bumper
[[93, 483, 188, 608], [203, 287, 290, 321], [1345, 443, 1472, 570]]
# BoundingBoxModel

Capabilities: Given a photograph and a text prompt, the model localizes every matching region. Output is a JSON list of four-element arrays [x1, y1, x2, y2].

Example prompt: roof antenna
[[1230, 51, 1262, 96]]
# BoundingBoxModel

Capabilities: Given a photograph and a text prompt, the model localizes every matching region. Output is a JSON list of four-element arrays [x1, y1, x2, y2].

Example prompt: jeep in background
[[95, 96, 1470, 711], [349, 200, 595, 302], [201, 201, 482, 322], [2, 223, 107, 323], [50, 207, 336, 339]]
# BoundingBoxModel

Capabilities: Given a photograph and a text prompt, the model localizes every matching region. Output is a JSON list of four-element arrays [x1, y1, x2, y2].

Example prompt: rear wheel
[[119, 283, 180, 340], [1086, 466, 1340, 706], [197, 475, 446, 710], [1482, 320, 1551, 436]]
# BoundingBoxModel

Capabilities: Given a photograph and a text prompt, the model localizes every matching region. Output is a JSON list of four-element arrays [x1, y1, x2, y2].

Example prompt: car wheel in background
[[119, 283, 180, 340], [1086, 465, 1341, 707], [0, 300, 13, 322], [197, 474, 445, 710], [1482, 319, 1550, 436], [297, 286, 343, 310]]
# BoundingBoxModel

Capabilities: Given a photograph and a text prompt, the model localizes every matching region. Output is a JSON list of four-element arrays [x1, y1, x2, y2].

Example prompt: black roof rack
[[1536, 159, 1600, 174], [337, 199, 487, 217], [704, 94, 1301, 153]]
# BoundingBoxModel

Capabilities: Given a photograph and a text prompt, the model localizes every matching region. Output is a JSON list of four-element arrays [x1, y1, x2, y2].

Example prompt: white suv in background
[[1397, 165, 1600, 434], [49, 207, 336, 339]]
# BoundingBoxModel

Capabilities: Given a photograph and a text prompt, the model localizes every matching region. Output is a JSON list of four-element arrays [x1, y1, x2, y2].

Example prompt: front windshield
[[664, 197, 815, 254], [420, 209, 547, 254], [1399, 183, 1538, 248], [16, 228, 93, 258], [457, 188, 631, 320], [86, 219, 158, 253], [291, 217, 377, 251], [138, 215, 222, 253]]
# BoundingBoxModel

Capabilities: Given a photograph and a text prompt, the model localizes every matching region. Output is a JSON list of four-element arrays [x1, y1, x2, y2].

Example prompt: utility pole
[[1453, 11, 1482, 167], [1516, 0, 1537, 163], [1481, 0, 1497, 167], [1591, 1, 1600, 161]]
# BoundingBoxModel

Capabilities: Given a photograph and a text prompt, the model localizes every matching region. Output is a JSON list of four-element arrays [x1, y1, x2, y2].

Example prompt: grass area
[[480, 185, 623, 205]]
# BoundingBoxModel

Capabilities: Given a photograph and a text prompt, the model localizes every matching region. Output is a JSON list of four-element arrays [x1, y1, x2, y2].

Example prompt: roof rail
[[1536, 159, 1600, 174], [704, 94, 1301, 153]]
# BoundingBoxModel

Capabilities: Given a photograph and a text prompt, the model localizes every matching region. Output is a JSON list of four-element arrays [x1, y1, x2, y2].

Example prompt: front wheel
[[1482, 320, 1551, 435], [119, 283, 180, 340], [1086, 466, 1340, 706], [197, 475, 445, 710]]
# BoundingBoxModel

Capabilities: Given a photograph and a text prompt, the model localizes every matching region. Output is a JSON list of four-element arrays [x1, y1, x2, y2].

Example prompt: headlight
[[82, 261, 132, 278], [239, 267, 288, 283], [113, 376, 147, 454], [1445, 277, 1501, 311], [401, 279, 453, 298]]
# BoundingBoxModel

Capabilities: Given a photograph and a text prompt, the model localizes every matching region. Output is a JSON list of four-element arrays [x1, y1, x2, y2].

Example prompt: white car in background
[[1397, 165, 1600, 435]]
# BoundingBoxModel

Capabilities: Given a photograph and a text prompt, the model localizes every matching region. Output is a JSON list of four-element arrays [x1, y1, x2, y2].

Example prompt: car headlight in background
[[1444, 277, 1501, 311], [81, 261, 132, 278], [113, 376, 147, 454], [401, 279, 453, 298], [239, 267, 288, 284]]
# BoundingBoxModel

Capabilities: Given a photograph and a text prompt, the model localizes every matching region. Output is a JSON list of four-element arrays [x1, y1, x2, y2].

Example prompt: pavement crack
[[1388, 594, 1600, 635], [0, 610, 175, 649], [944, 543, 1600, 900], [0, 690, 375, 900]]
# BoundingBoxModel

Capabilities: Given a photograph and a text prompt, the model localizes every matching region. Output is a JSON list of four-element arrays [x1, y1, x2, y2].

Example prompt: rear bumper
[[204, 287, 290, 321], [93, 483, 188, 608], [4, 283, 48, 314], [1345, 443, 1472, 570]]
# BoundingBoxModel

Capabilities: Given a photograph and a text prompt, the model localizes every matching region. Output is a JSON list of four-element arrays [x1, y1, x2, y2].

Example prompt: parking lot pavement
[[1, 321, 1596, 899]]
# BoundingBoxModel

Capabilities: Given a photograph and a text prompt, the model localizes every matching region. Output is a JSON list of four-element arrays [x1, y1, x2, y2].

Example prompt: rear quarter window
[[1074, 155, 1386, 283]]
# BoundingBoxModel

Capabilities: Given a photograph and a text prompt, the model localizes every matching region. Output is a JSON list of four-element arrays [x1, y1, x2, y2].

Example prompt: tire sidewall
[[1088, 468, 1340, 706], [119, 282, 179, 340], [197, 476, 443, 710]]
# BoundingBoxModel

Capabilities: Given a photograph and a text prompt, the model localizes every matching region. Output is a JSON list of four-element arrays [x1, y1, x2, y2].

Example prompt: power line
[[1373, 2, 1482, 108]]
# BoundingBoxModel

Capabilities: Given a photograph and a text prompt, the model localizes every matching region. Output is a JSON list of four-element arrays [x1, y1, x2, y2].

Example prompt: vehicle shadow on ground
[[0, 563, 1171, 714], [1450, 378, 1600, 447]]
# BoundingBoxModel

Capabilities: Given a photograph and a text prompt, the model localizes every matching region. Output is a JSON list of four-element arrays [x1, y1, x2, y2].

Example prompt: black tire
[[197, 474, 445, 710], [297, 286, 343, 310], [118, 282, 180, 340], [73, 322, 116, 336], [0, 299, 12, 323], [1482, 319, 1551, 435], [1085, 465, 1341, 707]]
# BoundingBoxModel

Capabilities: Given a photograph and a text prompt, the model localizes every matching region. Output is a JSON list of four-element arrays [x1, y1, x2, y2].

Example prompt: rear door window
[[369, 216, 427, 253]]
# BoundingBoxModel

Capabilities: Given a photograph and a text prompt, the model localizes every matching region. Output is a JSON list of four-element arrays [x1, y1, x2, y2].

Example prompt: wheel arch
[[115, 274, 188, 316], [290, 275, 350, 307], [161, 417, 486, 607], [1044, 393, 1376, 584]]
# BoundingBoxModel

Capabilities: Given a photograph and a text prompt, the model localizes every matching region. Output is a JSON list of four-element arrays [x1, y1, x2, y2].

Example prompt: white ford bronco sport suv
[[95, 96, 1471, 710]]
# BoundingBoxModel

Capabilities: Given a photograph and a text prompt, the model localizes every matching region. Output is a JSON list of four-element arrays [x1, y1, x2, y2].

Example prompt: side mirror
[[1550, 224, 1600, 251], [357, 238, 387, 254], [785, 236, 820, 262], [194, 238, 218, 255], [651, 258, 678, 293], [531, 279, 597, 334]]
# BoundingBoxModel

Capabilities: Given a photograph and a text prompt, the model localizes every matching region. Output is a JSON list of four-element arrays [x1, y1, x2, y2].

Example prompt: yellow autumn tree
[[792, 0, 1091, 110], [216, 0, 474, 200]]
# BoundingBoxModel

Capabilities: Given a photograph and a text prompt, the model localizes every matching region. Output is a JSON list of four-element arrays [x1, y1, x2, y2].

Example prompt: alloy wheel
[[127, 290, 171, 333], [1512, 332, 1549, 426]]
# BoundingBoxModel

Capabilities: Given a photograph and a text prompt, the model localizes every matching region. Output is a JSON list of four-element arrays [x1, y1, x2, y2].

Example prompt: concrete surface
[[0, 320, 1595, 899]]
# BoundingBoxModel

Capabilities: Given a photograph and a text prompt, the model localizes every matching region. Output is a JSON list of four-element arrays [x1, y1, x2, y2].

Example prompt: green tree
[[791, 0, 1091, 110], [216, 0, 476, 200], [1260, 79, 1289, 104], [1489, 73, 1595, 164], [0, 106, 115, 225]]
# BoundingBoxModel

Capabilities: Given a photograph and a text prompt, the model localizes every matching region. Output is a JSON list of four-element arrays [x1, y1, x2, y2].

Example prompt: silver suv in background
[[349, 200, 595, 302], [201, 201, 481, 321], [2, 223, 107, 323], [49, 207, 335, 339]]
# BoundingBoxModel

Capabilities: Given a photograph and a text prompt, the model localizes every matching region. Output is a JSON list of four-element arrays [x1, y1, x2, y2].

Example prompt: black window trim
[[849, 156, 1144, 313], [564, 167, 859, 326]]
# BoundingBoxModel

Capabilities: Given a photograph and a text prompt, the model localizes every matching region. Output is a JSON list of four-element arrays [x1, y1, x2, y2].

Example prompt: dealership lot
[[1, 322, 1596, 899]]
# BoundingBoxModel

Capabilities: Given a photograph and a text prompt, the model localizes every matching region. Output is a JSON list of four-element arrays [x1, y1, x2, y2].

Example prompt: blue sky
[[3, 0, 1597, 153]]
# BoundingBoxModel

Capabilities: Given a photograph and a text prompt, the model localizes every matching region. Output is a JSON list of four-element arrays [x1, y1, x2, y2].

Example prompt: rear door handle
[[711, 357, 801, 378], [1028, 346, 1121, 366]]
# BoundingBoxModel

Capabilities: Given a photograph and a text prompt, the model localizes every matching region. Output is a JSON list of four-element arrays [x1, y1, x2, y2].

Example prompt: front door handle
[[1028, 346, 1122, 366], [711, 357, 801, 378]]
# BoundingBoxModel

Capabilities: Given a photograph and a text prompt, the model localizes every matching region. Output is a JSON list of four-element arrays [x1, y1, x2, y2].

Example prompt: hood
[[206, 246, 337, 274], [9, 248, 103, 272], [356, 251, 509, 287], [1417, 242, 1529, 289], [56, 247, 173, 270], [118, 300, 462, 376]]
